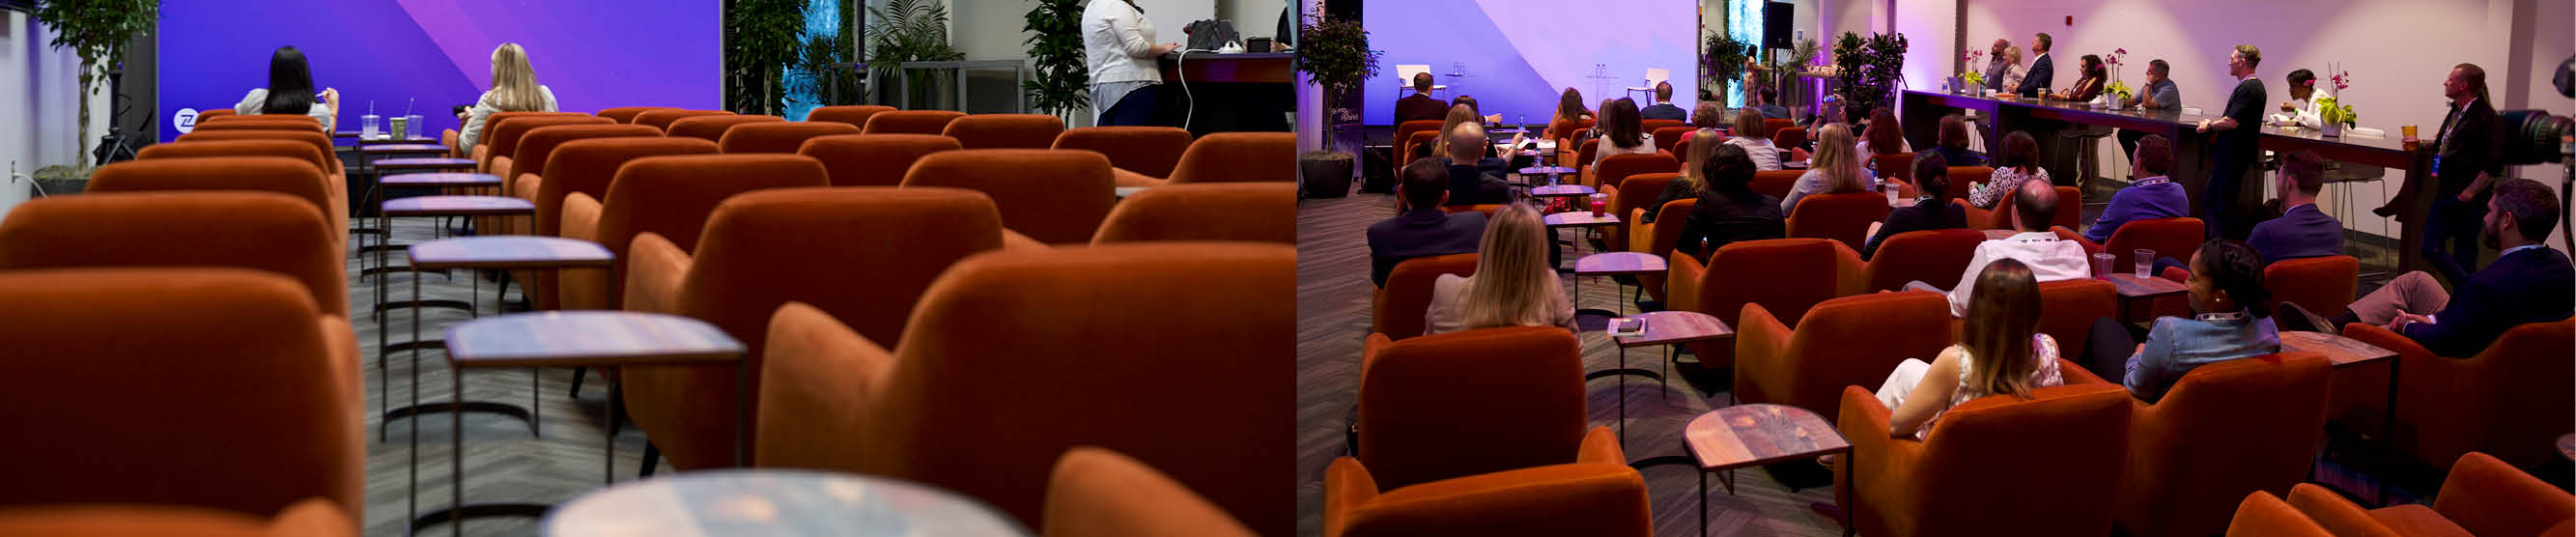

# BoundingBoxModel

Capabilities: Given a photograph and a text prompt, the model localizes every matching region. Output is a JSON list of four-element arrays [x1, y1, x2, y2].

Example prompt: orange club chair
[[1090, 183, 1294, 244], [1053, 126, 1193, 180], [174, 129, 340, 174], [1388, 120, 1442, 181], [898, 149, 1116, 244], [467, 111, 590, 161], [1749, 169, 1802, 199], [192, 108, 238, 122], [1602, 170, 1677, 253], [0, 192, 345, 319], [2264, 255, 2360, 317], [803, 104, 895, 129], [943, 113, 1067, 150], [506, 124, 667, 220], [2222, 492, 2335, 536], [1628, 198, 1696, 304], [665, 114, 786, 144], [1167, 132, 1296, 184], [522, 137, 722, 311], [1570, 139, 1601, 182], [0, 498, 354, 537], [1785, 191, 1893, 249], [1734, 291, 1957, 420], [2115, 353, 2334, 537], [135, 139, 345, 212], [483, 115, 614, 180], [631, 109, 731, 131], [1664, 238, 1866, 369], [622, 187, 1007, 472], [555, 154, 830, 312], [1639, 118, 1684, 132], [1368, 253, 1476, 340], [1836, 382, 2135, 536], [81, 156, 346, 255], [862, 109, 966, 134], [1861, 228, 1986, 292], [2283, 451, 2573, 537], [1043, 447, 1259, 537], [2337, 320, 2574, 470], [799, 133, 962, 187], [715, 121, 862, 154], [594, 105, 677, 124], [1939, 166, 1993, 205], [754, 243, 1295, 536], [1870, 153, 1916, 187]]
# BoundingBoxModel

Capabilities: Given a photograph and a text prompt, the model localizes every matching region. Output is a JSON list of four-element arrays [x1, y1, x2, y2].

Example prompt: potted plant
[[726, 0, 809, 115], [865, 0, 965, 107], [32, 0, 158, 169], [1702, 32, 1752, 106], [1021, 0, 1088, 125], [2317, 68, 2356, 137], [1831, 31, 1908, 121], [1790, 37, 1822, 71], [1293, 13, 1381, 199]]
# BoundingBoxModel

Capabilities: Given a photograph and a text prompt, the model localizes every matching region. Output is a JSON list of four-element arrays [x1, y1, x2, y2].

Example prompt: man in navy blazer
[[2015, 33, 2055, 98], [2328, 179, 2573, 357], [1368, 158, 1487, 286], [2248, 150, 2344, 264]]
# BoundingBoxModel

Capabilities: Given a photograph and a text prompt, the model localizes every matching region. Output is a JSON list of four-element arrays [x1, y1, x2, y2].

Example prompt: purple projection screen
[[156, 0, 720, 142], [1361, 0, 1697, 127]]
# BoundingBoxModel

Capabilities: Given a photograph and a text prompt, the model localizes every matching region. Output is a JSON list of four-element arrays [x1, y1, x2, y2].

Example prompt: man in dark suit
[[1394, 72, 1448, 126], [2325, 179, 2573, 357], [2196, 44, 2267, 240], [2014, 33, 2054, 98], [1861, 152, 1970, 260], [2248, 150, 2345, 265], [2416, 63, 2507, 284], [1368, 158, 1488, 286], [1640, 82, 1687, 122]]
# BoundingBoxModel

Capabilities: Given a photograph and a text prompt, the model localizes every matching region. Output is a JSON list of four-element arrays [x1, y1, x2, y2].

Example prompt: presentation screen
[[157, 0, 721, 142], [1361, 0, 1697, 127]]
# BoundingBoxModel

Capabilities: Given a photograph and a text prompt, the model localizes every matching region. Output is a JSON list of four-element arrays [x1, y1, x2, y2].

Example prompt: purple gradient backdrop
[[157, 0, 719, 142]]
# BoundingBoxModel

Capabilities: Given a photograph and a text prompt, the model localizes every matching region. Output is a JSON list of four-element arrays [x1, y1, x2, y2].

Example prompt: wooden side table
[[375, 197, 534, 356], [1651, 404, 1851, 536], [1602, 311, 1734, 442], [2106, 273, 2189, 323], [2279, 330, 2403, 506], [546, 469, 1026, 536], [419, 310, 745, 536], [360, 173, 504, 271]]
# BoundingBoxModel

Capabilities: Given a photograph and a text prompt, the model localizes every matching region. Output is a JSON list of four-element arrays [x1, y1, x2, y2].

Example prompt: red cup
[[1588, 194, 1607, 216]]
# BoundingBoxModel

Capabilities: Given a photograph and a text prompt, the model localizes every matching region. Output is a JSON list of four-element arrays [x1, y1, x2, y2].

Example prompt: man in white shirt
[[1908, 180, 2093, 316]]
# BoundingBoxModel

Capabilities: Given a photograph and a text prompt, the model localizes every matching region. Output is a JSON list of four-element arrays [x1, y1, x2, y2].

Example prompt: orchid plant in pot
[[1957, 48, 1985, 93], [2315, 67, 2356, 136]]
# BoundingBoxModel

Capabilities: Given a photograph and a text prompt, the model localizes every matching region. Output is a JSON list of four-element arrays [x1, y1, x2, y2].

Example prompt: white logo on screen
[[174, 108, 200, 133]]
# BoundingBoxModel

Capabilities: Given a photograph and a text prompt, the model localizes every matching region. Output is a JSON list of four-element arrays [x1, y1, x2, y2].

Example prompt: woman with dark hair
[[1861, 151, 1970, 260], [2049, 54, 2109, 102], [233, 45, 339, 130], [1542, 88, 1593, 140], [2085, 239, 2280, 402], [1856, 106, 1909, 156], [1591, 98, 1655, 170], [1930, 113, 1987, 167], [1967, 130, 2050, 209], [1675, 144, 1784, 259]]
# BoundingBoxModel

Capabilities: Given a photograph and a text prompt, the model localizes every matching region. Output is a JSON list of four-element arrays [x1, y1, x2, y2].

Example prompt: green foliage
[[1293, 13, 1380, 99], [1022, 0, 1089, 117], [1789, 38, 1821, 69], [790, 0, 865, 107], [1703, 32, 1752, 95], [1831, 31, 1908, 119], [33, 0, 157, 168], [866, 0, 965, 105], [727, 0, 810, 114]]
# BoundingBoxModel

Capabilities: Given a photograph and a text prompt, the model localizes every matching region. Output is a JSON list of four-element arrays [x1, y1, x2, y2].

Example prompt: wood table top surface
[[546, 469, 1027, 537], [1684, 404, 1849, 471], [380, 173, 503, 186], [360, 144, 451, 154], [1543, 212, 1620, 228], [1520, 166, 1577, 176], [1575, 252, 1666, 276], [2106, 273, 2189, 299], [1613, 310, 1735, 348], [382, 195, 534, 216], [354, 136, 441, 145], [446, 311, 745, 369], [2278, 330, 2398, 368], [408, 237, 612, 270], [374, 157, 476, 170], [1529, 184, 1595, 197]]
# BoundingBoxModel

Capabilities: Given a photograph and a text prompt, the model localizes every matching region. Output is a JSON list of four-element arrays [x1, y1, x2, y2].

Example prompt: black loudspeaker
[[1763, 1, 1793, 50]]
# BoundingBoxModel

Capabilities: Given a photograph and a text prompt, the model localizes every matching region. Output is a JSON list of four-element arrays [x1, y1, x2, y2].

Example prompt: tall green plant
[[1831, 31, 1907, 120], [1703, 32, 1751, 101], [32, 0, 157, 168], [1293, 14, 1379, 150], [727, 0, 810, 114], [1022, 0, 1088, 118], [866, 0, 965, 106]]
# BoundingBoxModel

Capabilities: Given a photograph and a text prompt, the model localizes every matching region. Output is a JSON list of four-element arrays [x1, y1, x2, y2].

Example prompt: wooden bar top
[[380, 173, 503, 186], [1612, 311, 1734, 348], [374, 157, 476, 170], [1543, 212, 1619, 228], [1684, 404, 1849, 471], [2106, 273, 2189, 299], [382, 195, 534, 216], [1575, 252, 1666, 276], [446, 311, 745, 369], [408, 237, 612, 270], [2278, 330, 2398, 368]]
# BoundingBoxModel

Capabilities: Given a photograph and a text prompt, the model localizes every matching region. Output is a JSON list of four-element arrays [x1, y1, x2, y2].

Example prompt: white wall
[[1, 10, 101, 220], [1219, 0, 1288, 41]]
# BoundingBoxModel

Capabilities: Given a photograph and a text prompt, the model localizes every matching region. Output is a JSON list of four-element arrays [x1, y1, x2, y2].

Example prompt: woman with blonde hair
[[1780, 123, 1875, 212], [457, 42, 559, 153], [1424, 204, 1576, 334], [1426, 103, 1481, 158], [1644, 128, 1726, 224], [1997, 45, 2027, 95], [1873, 258, 2063, 438], [1725, 107, 1781, 171]]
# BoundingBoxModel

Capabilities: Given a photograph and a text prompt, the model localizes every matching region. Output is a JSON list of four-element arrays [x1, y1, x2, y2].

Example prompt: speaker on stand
[[92, 65, 144, 165]]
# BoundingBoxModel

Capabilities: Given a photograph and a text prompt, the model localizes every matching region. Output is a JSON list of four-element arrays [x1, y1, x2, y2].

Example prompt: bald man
[[1440, 122, 1513, 206], [1910, 180, 2094, 317]]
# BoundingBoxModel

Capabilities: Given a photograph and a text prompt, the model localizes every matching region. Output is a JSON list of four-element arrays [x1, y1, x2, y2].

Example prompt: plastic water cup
[[1884, 180, 1903, 206], [2091, 252, 2116, 280], [408, 114, 425, 139], [361, 114, 382, 139], [387, 116, 409, 142], [2134, 249, 2155, 279]]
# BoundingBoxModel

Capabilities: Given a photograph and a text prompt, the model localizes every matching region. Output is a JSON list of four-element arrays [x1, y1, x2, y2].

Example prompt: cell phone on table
[[1608, 317, 1647, 337]]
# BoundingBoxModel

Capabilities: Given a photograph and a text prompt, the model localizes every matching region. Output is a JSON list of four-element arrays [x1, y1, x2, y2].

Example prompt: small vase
[[2321, 123, 2342, 137]]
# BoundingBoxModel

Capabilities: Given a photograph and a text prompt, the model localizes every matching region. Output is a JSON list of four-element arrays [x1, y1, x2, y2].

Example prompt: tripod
[[91, 67, 145, 165]]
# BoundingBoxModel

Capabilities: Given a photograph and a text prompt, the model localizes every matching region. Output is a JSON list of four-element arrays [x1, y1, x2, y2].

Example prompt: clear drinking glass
[[2091, 252, 2116, 279], [361, 114, 382, 139], [408, 114, 425, 139], [2133, 249, 2155, 279]]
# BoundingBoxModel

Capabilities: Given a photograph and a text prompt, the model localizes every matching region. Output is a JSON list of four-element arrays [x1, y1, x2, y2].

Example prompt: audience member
[[2197, 43, 2267, 240], [2015, 32, 2055, 97], [1675, 144, 1785, 259], [1930, 114, 1987, 167], [1781, 123, 1874, 213], [234, 45, 339, 131], [1862, 151, 1969, 260], [1856, 107, 1910, 156], [1967, 130, 2049, 209], [1873, 259, 2064, 438], [1647, 129, 1725, 224], [1367, 159, 1489, 286], [2116, 59, 2181, 157], [1749, 83, 1791, 121], [456, 42, 560, 153], [2248, 150, 2344, 264], [1394, 71, 1448, 125], [2081, 134, 2187, 242], [2309, 179, 2572, 357], [1592, 99, 1656, 170], [1424, 204, 1576, 334], [1675, 101, 1724, 150], [2087, 240, 2281, 401], [1641, 82, 1688, 121], [1451, 95, 1503, 126], [1543, 88, 1595, 140], [1726, 109, 1784, 171], [1915, 180, 2091, 317], [1440, 122, 1513, 206], [1424, 103, 1487, 160]]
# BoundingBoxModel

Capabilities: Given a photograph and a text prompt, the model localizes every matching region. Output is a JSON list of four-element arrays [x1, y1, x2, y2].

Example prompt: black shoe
[[2276, 302, 2338, 333], [2370, 204, 2399, 218]]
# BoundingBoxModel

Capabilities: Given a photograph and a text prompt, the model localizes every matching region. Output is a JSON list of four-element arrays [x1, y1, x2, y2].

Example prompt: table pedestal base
[[383, 401, 537, 436], [411, 501, 552, 533]]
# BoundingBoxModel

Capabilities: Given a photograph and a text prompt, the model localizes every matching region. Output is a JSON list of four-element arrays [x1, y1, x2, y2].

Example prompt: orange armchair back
[[1837, 382, 2133, 537], [513, 125, 666, 186], [1786, 191, 1892, 248], [1170, 132, 1296, 184], [1750, 170, 1801, 198], [1093, 183, 1295, 243], [1941, 166, 1993, 205], [1870, 153, 1916, 184], [1391, 120, 1443, 178], [1773, 127, 1808, 150], [1592, 153, 1675, 191], [175, 129, 338, 169], [632, 109, 730, 130], [1633, 197, 1697, 303], [1335, 464, 1651, 537], [2345, 320, 2575, 469], [1864, 229, 1985, 292], [84, 156, 343, 252], [137, 139, 331, 179], [943, 113, 1067, 149], [1603, 170, 1677, 252], [2104, 217, 2203, 274], [488, 116, 612, 164], [715, 121, 862, 154], [800, 133, 961, 186], [900, 149, 1116, 244], [1357, 326, 1586, 492], [665, 114, 785, 143], [0, 192, 344, 318], [533, 137, 722, 237], [2263, 255, 2359, 316], [1651, 127, 1692, 155], [2119, 353, 2334, 537], [478, 111, 589, 148], [564, 154, 829, 310], [1736, 291, 1956, 419], [594, 105, 676, 124], [863, 109, 966, 134], [1371, 253, 1477, 339], [803, 104, 895, 129], [1053, 126, 1193, 178], [0, 268, 360, 520], [2034, 278, 2117, 353], [1673, 238, 1862, 368], [1763, 118, 1794, 139]]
